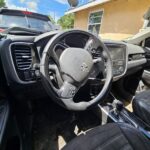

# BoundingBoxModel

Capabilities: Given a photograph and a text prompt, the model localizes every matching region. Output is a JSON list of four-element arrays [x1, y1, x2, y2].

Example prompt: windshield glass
[[27, 17, 52, 32], [0, 14, 53, 32]]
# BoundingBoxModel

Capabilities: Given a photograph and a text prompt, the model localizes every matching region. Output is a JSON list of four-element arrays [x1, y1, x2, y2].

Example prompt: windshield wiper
[[2, 27, 44, 35]]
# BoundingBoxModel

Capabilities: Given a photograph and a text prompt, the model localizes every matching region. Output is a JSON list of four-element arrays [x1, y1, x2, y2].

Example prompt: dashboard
[[8, 35, 127, 83], [0, 31, 147, 98]]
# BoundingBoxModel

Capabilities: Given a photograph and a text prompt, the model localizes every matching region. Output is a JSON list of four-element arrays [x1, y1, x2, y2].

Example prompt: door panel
[[0, 100, 10, 150]]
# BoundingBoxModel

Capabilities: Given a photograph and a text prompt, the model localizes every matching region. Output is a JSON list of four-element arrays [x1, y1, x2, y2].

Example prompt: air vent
[[128, 54, 145, 61], [11, 44, 32, 70]]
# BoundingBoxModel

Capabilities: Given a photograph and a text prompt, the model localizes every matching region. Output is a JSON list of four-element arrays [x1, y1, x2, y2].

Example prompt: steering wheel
[[40, 30, 112, 111]]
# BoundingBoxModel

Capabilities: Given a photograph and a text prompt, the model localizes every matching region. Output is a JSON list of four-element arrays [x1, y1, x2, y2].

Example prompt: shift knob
[[116, 101, 124, 112]]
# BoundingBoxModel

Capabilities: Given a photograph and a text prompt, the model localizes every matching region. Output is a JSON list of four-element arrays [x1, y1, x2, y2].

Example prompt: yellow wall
[[74, 0, 150, 40]]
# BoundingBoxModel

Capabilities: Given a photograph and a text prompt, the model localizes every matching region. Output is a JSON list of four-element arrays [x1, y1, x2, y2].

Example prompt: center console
[[98, 94, 150, 139]]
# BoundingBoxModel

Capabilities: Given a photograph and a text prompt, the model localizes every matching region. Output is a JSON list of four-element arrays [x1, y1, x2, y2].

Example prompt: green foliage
[[57, 14, 74, 29], [48, 15, 56, 24], [0, 0, 5, 7]]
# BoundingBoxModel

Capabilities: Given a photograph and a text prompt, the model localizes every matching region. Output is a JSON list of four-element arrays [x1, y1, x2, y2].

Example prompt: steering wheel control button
[[59, 82, 76, 98], [35, 70, 41, 79], [69, 87, 76, 97], [59, 47, 94, 82], [119, 66, 124, 72]]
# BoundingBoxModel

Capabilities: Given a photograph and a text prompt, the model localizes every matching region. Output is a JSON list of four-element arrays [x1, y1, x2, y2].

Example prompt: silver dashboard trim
[[105, 43, 128, 81], [144, 70, 150, 75], [128, 59, 147, 69]]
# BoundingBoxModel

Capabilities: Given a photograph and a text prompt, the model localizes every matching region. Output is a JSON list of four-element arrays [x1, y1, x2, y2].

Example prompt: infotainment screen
[[108, 47, 125, 60]]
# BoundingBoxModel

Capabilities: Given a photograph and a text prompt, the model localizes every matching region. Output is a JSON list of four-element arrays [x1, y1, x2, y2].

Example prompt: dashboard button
[[119, 66, 124, 72], [24, 71, 30, 79], [118, 61, 124, 65]]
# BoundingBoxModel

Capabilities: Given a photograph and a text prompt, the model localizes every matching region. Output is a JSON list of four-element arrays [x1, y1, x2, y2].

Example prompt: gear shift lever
[[113, 100, 124, 116], [116, 101, 124, 112]]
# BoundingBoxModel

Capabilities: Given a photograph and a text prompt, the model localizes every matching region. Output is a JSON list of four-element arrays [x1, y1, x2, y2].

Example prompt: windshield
[[0, 14, 53, 32]]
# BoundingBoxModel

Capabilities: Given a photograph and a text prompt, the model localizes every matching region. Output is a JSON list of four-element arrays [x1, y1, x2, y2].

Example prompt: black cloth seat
[[62, 123, 150, 150], [133, 90, 150, 125]]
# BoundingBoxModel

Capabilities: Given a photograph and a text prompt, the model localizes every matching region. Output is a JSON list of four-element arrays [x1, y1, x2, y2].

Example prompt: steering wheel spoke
[[49, 64, 64, 87], [49, 64, 78, 99], [93, 57, 103, 64], [84, 38, 96, 52], [57, 81, 78, 99], [55, 42, 70, 50]]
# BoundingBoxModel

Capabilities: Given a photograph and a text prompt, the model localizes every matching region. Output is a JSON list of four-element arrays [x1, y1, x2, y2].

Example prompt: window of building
[[88, 10, 103, 35]]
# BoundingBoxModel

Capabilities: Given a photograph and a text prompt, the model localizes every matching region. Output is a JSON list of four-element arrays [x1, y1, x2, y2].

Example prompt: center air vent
[[11, 43, 32, 70]]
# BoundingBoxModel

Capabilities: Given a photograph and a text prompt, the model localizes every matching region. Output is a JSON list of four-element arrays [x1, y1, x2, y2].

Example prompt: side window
[[88, 10, 103, 35]]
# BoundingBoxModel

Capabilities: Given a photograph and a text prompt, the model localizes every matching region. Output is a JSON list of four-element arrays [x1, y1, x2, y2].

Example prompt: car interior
[[1, 3, 150, 150]]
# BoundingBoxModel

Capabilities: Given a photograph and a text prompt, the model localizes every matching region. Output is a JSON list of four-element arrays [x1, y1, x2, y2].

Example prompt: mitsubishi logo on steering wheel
[[81, 62, 89, 72]]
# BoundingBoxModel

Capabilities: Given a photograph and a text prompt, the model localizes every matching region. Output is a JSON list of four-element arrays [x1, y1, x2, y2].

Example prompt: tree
[[0, 0, 5, 8], [57, 14, 74, 29]]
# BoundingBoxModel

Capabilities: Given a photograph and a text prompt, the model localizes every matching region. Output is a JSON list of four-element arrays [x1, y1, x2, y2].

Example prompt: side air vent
[[11, 44, 32, 70], [128, 54, 145, 61]]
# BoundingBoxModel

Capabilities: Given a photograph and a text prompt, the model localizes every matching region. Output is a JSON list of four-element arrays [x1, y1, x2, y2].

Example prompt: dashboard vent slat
[[11, 44, 32, 70]]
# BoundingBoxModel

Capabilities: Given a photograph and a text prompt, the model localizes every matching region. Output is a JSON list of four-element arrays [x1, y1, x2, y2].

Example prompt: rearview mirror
[[68, 0, 79, 7]]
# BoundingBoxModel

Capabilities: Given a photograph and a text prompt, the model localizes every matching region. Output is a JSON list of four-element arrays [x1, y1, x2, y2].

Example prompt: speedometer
[[85, 38, 103, 58], [109, 47, 125, 60], [85, 38, 95, 53]]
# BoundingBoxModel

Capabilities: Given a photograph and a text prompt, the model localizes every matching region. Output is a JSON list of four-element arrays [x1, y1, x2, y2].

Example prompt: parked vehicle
[[0, 8, 58, 33], [0, 1, 150, 150]]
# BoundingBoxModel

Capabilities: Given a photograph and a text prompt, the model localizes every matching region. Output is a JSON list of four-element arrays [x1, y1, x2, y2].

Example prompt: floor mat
[[33, 100, 101, 150]]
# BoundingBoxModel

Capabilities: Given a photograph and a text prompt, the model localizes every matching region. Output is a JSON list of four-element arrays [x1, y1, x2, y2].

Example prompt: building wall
[[74, 0, 150, 40]]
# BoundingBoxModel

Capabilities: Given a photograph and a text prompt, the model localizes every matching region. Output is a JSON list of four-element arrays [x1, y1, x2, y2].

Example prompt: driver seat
[[62, 123, 150, 150]]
